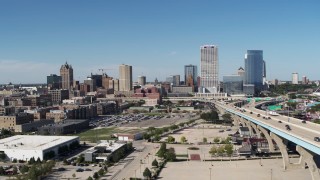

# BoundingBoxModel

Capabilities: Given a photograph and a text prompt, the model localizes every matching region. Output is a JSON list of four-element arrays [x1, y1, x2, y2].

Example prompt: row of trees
[[209, 144, 234, 157], [15, 160, 56, 180]]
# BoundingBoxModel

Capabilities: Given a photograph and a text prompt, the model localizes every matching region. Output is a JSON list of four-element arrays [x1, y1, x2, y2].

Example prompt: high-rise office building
[[138, 76, 146, 86], [119, 64, 132, 91], [166, 75, 180, 86], [244, 50, 264, 92], [200, 45, 219, 93], [60, 62, 74, 90], [292, 72, 299, 84], [47, 74, 62, 90], [302, 76, 307, 85], [184, 64, 197, 87]]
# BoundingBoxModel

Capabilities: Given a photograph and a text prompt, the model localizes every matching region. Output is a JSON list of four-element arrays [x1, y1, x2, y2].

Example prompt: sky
[[0, 0, 319, 84]]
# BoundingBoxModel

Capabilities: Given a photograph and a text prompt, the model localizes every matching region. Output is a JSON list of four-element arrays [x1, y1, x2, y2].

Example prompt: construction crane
[[98, 68, 114, 75]]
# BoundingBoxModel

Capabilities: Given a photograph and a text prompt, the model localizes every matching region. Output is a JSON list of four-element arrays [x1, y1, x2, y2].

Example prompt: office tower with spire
[[119, 64, 132, 91], [60, 62, 74, 90], [200, 45, 219, 93]]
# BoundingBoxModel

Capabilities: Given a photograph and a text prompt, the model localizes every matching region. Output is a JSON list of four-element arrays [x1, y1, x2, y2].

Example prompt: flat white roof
[[0, 135, 78, 151]]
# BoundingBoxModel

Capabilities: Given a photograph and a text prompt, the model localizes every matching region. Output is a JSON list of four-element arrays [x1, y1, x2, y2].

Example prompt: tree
[[20, 165, 29, 174], [98, 168, 105, 176], [165, 147, 176, 162], [152, 159, 158, 167], [209, 145, 217, 156], [0, 166, 5, 175], [167, 136, 175, 143], [72, 173, 76, 178], [143, 133, 151, 140], [93, 172, 99, 180], [180, 136, 187, 144], [217, 145, 225, 156], [12, 158, 17, 163], [153, 134, 161, 142], [225, 144, 234, 157], [143, 168, 152, 179], [221, 113, 232, 121], [36, 157, 41, 163], [77, 154, 85, 163], [213, 137, 220, 144], [28, 157, 36, 165], [87, 176, 93, 180], [203, 137, 207, 144], [157, 143, 167, 158]]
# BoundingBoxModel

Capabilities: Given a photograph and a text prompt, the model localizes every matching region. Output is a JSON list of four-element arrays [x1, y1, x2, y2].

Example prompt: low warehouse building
[[0, 135, 79, 161]]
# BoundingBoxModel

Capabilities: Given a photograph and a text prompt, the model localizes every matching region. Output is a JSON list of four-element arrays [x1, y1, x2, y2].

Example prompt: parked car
[[76, 168, 84, 172], [278, 121, 282, 123], [314, 137, 320, 142]]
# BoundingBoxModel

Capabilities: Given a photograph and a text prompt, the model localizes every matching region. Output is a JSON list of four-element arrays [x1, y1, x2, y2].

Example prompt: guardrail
[[216, 103, 320, 155]]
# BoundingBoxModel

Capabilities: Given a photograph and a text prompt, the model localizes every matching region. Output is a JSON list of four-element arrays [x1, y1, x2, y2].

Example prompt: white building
[[0, 135, 79, 161], [292, 72, 299, 84], [200, 45, 219, 93], [119, 64, 133, 91]]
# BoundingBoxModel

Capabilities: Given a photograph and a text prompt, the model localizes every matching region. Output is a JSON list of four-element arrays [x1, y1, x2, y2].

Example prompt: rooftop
[[0, 135, 78, 151]]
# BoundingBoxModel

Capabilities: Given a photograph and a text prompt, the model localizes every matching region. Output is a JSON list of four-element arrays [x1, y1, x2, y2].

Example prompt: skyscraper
[[184, 64, 197, 87], [119, 64, 132, 91], [200, 45, 219, 93], [292, 72, 299, 84], [60, 62, 74, 90], [137, 76, 146, 86], [47, 74, 62, 90], [244, 50, 264, 92]]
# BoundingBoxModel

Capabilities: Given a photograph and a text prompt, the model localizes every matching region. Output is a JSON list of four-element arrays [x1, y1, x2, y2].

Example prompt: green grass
[[76, 127, 144, 143]]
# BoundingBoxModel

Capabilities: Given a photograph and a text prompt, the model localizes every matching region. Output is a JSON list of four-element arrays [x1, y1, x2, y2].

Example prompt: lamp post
[[209, 168, 212, 180]]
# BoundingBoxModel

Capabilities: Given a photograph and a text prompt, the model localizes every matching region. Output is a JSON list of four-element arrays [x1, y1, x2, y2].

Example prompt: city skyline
[[0, 1, 320, 83]]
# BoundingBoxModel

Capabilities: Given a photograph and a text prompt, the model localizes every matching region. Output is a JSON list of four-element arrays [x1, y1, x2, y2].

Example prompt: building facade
[[47, 74, 62, 90], [119, 64, 132, 91], [244, 50, 265, 93], [200, 45, 219, 93], [137, 76, 146, 86], [60, 62, 74, 90], [223, 75, 244, 95], [292, 72, 299, 84], [184, 64, 197, 87]]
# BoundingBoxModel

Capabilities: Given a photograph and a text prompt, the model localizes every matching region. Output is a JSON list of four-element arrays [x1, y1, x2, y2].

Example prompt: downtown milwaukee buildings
[[223, 50, 266, 96]]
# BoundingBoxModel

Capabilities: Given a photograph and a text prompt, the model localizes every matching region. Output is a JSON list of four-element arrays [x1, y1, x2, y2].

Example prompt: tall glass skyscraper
[[184, 64, 197, 86], [244, 50, 265, 92], [200, 45, 219, 93]]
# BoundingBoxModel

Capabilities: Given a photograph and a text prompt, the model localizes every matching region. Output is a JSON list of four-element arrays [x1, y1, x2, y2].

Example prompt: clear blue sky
[[0, 0, 319, 84]]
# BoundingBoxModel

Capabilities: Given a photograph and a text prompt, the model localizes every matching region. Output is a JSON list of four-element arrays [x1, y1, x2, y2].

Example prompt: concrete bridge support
[[270, 132, 290, 170], [249, 122, 261, 138], [257, 126, 275, 152], [296, 145, 320, 180], [231, 115, 240, 127]]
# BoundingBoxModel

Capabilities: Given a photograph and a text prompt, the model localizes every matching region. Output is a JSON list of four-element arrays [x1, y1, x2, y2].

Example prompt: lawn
[[77, 127, 144, 143]]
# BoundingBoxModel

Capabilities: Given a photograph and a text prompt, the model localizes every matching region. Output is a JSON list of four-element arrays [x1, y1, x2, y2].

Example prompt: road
[[215, 101, 320, 154], [108, 141, 158, 180]]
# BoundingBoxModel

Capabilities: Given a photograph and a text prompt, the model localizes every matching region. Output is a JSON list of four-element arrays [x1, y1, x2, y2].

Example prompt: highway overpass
[[214, 100, 320, 180]]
